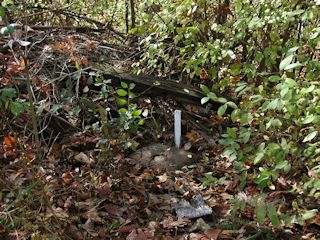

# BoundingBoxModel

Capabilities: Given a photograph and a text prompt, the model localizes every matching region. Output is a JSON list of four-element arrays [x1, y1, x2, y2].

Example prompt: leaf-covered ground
[[0, 31, 319, 240]]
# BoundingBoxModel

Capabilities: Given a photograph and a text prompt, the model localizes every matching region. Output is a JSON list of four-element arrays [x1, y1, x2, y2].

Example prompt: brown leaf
[[61, 172, 74, 185], [0, 225, 5, 233], [81, 56, 89, 67], [97, 183, 112, 199], [74, 152, 94, 165], [118, 224, 140, 234], [204, 229, 221, 240], [83, 219, 98, 237], [160, 216, 191, 229], [186, 130, 203, 144], [200, 68, 208, 80], [104, 203, 126, 217], [85, 207, 105, 224], [126, 228, 154, 240]]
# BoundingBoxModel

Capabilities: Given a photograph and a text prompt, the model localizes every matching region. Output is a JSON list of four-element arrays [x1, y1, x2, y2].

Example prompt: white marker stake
[[174, 110, 181, 148]]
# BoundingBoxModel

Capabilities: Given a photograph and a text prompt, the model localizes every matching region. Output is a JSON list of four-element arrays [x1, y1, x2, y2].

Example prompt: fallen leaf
[[204, 229, 221, 240], [126, 228, 154, 240], [74, 152, 94, 165], [160, 216, 191, 229]]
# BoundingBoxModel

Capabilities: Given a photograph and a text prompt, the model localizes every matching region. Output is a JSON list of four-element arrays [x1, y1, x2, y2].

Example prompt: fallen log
[[91, 63, 235, 109]]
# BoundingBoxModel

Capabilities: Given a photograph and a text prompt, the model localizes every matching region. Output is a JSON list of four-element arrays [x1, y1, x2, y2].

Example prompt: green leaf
[[240, 112, 253, 125], [302, 115, 315, 124], [227, 128, 237, 139], [231, 109, 239, 123], [201, 96, 210, 104], [268, 75, 281, 83], [227, 101, 237, 109], [255, 204, 266, 223], [0, 6, 5, 18], [128, 92, 136, 99], [121, 82, 128, 89], [239, 171, 247, 189], [287, 9, 305, 17], [302, 209, 318, 220], [303, 131, 318, 142], [117, 89, 127, 97], [200, 84, 210, 94], [284, 62, 303, 70], [284, 78, 297, 87], [216, 97, 227, 104], [132, 109, 142, 116], [129, 83, 136, 90], [217, 104, 227, 116], [275, 160, 289, 170], [254, 151, 265, 165], [0, 88, 16, 98], [10, 102, 26, 116], [267, 99, 279, 110], [287, 46, 299, 54], [118, 108, 127, 113], [117, 98, 127, 105], [279, 55, 294, 71], [138, 119, 145, 125], [267, 205, 281, 228]]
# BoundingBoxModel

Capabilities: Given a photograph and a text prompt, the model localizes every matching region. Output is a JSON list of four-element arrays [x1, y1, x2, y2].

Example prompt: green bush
[[135, 0, 320, 227]]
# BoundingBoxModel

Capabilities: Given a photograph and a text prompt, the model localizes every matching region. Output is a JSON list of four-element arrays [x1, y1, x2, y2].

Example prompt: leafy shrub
[[134, 0, 320, 227]]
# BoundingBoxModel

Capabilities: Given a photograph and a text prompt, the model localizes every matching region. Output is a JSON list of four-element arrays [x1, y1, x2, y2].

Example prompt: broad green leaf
[[227, 101, 238, 109], [302, 209, 318, 220], [239, 171, 247, 189], [287, 9, 305, 17], [0, 6, 5, 18], [267, 205, 281, 228], [138, 119, 145, 125], [217, 104, 227, 116], [227, 127, 237, 138], [255, 204, 266, 223], [256, 173, 269, 188], [267, 99, 279, 110], [117, 98, 127, 105], [279, 55, 294, 71], [275, 160, 289, 170], [268, 75, 281, 83], [201, 96, 210, 104], [10, 102, 26, 116], [284, 62, 303, 70], [287, 46, 299, 54], [231, 109, 239, 123], [128, 92, 136, 99], [129, 83, 136, 90], [80, 97, 96, 109], [303, 131, 318, 142], [301, 85, 315, 94], [254, 150, 265, 165], [121, 82, 128, 89], [216, 97, 227, 104], [200, 84, 210, 94], [284, 78, 296, 87], [240, 112, 253, 125], [132, 109, 142, 116], [0, 88, 16, 98], [302, 115, 314, 124], [241, 130, 251, 144], [280, 86, 289, 97], [117, 89, 127, 97], [118, 108, 127, 113]]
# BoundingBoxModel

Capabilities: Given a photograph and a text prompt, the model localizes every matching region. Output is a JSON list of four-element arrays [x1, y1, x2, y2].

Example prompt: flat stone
[[128, 143, 196, 171]]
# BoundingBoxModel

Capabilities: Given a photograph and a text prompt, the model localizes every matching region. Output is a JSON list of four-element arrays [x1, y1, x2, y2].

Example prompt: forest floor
[[0, 30, 319, 240]]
